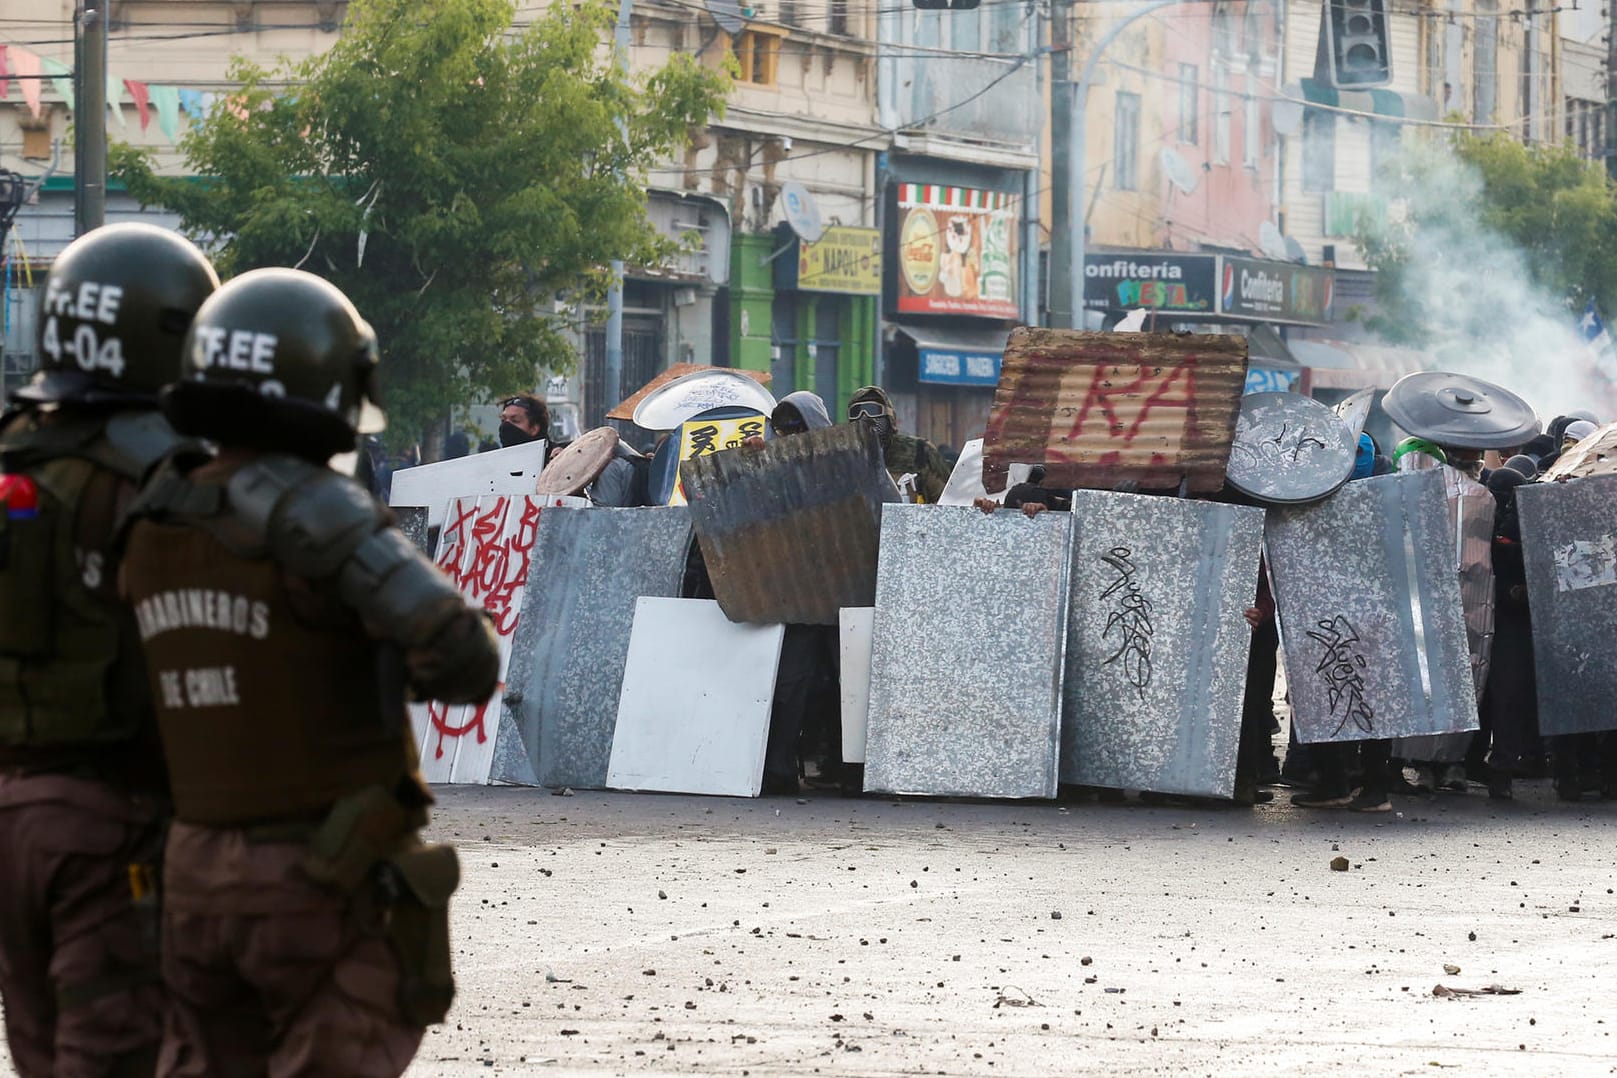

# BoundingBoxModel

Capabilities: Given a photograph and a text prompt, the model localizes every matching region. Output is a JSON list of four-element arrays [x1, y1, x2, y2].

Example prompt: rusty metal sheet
[[607, 364, 772, 422], [680, 423, 899, 625], [1517, 475, 1617, 736], [1265, 471, 1479, 745], [1061, 493, 1264, 798], [982, 328, 1249, 494]]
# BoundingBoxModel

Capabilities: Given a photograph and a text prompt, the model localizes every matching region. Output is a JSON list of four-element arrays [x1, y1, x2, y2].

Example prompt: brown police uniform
[[0, 411, 171, 1078], [119, 454, 493, 1078]]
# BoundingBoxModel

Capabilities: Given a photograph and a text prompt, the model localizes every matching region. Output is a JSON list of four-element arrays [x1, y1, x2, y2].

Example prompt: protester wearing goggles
[[846, 385, 950, 504]]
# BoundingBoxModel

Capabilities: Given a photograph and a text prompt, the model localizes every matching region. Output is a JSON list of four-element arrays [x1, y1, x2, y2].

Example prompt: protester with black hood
[[498, 393, 550, 451], [847, 386, 950, 503], [757, 392, 846, 795]]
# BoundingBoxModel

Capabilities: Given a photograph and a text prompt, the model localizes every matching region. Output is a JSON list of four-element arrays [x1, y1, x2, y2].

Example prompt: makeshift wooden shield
[[982, 328, 1248, 494], [1265, 471, 1479, 745]]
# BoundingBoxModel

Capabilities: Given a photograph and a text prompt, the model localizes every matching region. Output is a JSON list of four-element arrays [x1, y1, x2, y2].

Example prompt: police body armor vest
[[120, 492, 419, 826], [0, 410, 176, 750]]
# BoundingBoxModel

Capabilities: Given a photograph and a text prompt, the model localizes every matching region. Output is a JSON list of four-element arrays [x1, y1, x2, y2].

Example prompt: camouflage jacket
[[885, 433, 950, 504]]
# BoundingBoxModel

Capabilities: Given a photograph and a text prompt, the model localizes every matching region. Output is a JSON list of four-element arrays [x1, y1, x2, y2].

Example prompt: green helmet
[[17, 222, 219, 406], [1391, 437, 1447, 468], [164, 268, 384, 459]]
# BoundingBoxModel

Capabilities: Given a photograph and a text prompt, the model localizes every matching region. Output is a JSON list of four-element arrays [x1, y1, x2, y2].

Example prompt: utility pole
[[74, 1, 107, 235], [603, 0, 633, 423], [1049, 0, 1178, 333], [1607, 0, 1617, 178], [1047, 0, 1075, 328]]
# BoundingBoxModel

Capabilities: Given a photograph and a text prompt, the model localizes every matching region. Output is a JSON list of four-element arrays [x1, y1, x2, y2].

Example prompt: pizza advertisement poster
[[895, 183, 1020, 319]]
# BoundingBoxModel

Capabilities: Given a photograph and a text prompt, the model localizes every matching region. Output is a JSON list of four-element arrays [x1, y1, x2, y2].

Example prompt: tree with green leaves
[[113, 0, 728, 449], [1353, 132, 1617, 347]]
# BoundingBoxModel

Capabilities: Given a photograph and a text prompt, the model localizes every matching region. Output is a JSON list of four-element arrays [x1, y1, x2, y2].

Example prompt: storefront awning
[[1297, 79, 1439, 122], [893, 324, 1013, 387]]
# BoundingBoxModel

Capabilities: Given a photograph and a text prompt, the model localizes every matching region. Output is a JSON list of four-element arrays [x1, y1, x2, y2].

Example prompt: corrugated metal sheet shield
[[863, 506, 1071, 799], [1517, 475, 1617, 736], [1265, 471, 1478, 744], [982, 328, 1248, 494], [681, 423, 898, 626], [1061, 493, 1264, 798], [492, 507, 694, 788]]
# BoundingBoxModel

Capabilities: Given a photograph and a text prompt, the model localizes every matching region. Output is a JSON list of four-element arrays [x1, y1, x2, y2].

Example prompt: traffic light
[[1320, 0, 1391, 88], [913, 0, 980, 9]]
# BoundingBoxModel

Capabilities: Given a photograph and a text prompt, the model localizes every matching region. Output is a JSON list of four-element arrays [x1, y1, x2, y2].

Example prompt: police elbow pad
[[336, 528, 468, 650], [234, 456, 382, 580]]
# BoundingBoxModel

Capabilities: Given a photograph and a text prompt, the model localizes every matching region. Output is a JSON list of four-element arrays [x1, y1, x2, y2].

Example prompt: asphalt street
[[3, 781, 1613, 1077]]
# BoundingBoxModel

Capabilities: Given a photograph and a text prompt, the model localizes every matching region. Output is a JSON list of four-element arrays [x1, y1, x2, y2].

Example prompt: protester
[[0, 223, 219, 1076], [847, 386, 949, 503], [119, 269, 500, 1076], [1477, 467, 1539, 799], [498, 392, 549, 450]]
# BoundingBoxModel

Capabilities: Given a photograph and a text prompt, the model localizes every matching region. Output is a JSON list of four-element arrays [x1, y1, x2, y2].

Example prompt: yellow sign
[[798, 226, 883, 296], [668, 413, 768, 505]]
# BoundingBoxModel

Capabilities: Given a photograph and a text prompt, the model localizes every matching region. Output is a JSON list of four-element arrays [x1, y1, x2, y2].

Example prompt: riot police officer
[[0, 223, 219, 1077], [118, 268, 500, 1077]]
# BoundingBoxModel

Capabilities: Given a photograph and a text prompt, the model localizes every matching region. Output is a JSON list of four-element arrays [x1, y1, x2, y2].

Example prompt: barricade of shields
[[385, 337, 1595, 804]]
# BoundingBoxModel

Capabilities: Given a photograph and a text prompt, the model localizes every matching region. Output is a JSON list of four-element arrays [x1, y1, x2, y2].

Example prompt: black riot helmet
[[16, 222, 219, 407], [162, 268, 385, 461]]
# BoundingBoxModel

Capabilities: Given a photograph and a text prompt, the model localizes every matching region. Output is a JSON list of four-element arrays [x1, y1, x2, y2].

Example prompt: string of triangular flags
[[0, 42, 223, 144]]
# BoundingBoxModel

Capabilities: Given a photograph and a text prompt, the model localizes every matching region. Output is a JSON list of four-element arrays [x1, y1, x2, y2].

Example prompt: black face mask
[[499, 421, 539, 448]]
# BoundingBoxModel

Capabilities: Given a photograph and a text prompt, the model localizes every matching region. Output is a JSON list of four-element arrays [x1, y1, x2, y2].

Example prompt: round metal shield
[[1225, 392, 1357, 505], [632, 369, 778, 431], [1382, 372, 1539, 450], [1542, 421, 1617, 482], [534, 426, 619, 495]]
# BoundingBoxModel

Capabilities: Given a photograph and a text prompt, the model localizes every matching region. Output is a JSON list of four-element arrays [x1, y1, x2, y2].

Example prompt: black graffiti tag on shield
[[1305, 614, 1375, 736], [1100, 546, 1154, 700]]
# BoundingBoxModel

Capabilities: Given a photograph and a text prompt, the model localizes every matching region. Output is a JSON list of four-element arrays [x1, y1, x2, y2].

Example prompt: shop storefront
[[883, 174, 1023, 449], [1084, 247, 1334, 396]]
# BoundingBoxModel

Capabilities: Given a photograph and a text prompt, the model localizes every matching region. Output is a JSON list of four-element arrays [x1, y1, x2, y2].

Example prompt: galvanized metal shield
[[982, 328, 1248, 494], [494, 507, 694, 788], [1226, 392, 1357, 505], [681, 423, 898, 625], [1382, 372, 1539, 450], [1517, 475, 1617, 736], [1542, 421, 1617, 481], [1393, 466, 1495, 762], [863, 506, 1071, 799], [633, 369, 778, 431], [1334, 387, 1375, 440], [1061, 493, 1264, 798], [1265, 470, 1479, 744], [392, 506, 430, 555]]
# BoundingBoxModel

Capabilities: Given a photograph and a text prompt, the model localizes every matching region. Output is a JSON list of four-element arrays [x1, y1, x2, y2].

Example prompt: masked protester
[[847, 386, 949, 504], [0, 223, 219, 1077], [118, 269, 500, 1077], [497, 393, 548, 450]]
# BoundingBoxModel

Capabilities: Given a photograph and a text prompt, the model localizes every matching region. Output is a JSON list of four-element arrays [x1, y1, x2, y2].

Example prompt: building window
[[989, 0, 1023, 53], [1302, 109, 1335, 193], [1114, 91, 1140, 190], [1243, 73, 1260, 168], [734, 31, 781, 86], [829, 0, 849, 36], [777, 0, 799, 25], [1178, 64, 1198, 144], [1473, 1, 1497, 123], [1213, 67, 1231, 165]]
